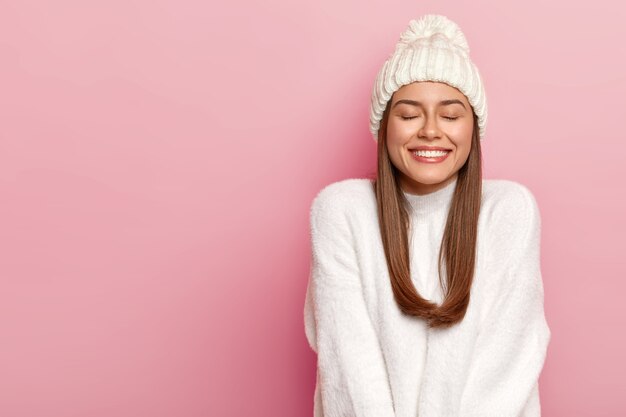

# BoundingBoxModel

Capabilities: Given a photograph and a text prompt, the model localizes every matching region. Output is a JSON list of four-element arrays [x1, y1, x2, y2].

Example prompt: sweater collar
[[402, 176, 458, 216]]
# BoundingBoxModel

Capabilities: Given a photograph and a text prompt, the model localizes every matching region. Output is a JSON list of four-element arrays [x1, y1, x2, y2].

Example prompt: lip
[[409, 147, 452, 164]]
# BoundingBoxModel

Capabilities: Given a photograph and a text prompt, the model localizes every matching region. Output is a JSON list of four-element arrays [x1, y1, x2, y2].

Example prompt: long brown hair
[[371, 99, 483, 329]]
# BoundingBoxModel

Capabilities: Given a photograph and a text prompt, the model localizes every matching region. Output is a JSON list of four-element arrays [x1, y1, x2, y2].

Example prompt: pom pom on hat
[[396, 14, 470, 56], [369, 14, 488, 142]]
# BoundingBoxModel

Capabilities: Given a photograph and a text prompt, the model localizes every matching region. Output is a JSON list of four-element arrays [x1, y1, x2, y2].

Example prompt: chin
[[408, 172, 450, 185]]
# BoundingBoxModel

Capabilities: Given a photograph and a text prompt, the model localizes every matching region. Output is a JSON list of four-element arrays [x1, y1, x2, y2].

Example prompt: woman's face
[[386, 81, 474, 195]]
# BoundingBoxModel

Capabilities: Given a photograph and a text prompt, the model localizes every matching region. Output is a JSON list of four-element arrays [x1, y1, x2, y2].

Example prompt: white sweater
[[303, 175, 551, 417]]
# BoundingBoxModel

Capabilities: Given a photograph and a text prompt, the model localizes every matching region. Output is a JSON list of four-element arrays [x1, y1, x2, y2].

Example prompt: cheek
[[386, 120, 412, 145], [447, 120, 472, 135], [385, 128, 405, 165], [448, 124, 473, 149]]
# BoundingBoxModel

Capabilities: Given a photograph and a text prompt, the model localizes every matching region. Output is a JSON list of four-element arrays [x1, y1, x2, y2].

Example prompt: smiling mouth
[[408, 148, 452, 164], [410, 149, 451, 157]]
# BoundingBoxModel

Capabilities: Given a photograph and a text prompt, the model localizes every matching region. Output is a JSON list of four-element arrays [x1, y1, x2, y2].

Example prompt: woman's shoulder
[[309, 178, 377, 221], [481, 178, 541, 242], [482, 178, 539, 213]]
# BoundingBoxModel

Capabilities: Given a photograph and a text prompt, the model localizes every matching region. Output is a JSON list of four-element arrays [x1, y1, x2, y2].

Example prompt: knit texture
[[369, 14, 488, 142], [303, 176, 551, 417]]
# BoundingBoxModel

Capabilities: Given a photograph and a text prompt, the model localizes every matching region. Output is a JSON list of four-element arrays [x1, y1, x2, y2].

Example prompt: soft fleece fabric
[[303, 175, 551, 417]]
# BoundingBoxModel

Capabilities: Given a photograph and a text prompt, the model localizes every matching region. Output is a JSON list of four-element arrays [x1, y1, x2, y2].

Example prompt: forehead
[[392, 81, 468, 105]]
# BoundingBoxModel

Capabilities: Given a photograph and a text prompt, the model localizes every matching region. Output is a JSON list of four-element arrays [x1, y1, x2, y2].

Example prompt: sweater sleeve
[[303, 186, 396, 417], [458, 184, 552, 417]]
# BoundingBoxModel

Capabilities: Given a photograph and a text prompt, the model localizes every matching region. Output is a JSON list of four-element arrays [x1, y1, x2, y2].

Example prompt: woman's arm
[[458, 184, 552, 417], [303, 185, 396, 417]]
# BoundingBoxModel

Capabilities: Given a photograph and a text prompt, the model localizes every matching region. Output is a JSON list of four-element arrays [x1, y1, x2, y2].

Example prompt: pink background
[[0, 1, 624, 416]]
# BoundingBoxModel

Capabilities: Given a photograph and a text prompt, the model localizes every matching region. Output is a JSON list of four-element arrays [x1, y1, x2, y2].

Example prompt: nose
[[417, 115, 442, 139]]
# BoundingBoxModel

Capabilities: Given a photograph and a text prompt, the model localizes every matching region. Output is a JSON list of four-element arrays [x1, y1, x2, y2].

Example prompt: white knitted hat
[[369, 14, 488, 142]]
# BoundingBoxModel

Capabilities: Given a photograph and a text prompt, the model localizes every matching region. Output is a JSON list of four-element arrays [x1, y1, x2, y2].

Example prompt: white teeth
[[413, 150, 449, 157]]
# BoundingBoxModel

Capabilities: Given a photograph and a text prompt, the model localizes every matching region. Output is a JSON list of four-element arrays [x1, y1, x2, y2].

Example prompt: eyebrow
[[392, 99, 467, 110]]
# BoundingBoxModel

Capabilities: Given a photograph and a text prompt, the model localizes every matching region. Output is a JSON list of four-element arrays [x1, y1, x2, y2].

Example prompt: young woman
[[303, 14, 551, 417]]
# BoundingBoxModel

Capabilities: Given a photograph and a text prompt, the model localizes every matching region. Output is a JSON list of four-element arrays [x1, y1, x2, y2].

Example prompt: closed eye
[[401, 116, 458, 121]]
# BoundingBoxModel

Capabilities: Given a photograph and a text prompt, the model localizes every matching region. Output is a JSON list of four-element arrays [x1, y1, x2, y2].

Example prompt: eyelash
[[401, 116, 458, 121]]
